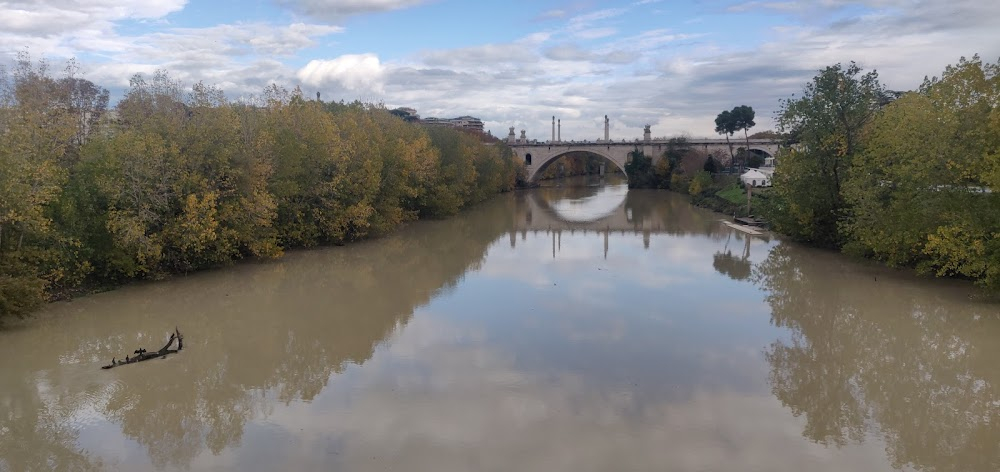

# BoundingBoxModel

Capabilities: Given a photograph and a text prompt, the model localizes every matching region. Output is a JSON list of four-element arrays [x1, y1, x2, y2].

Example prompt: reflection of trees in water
[[0, 196, 516, 470], [0, 375, 104, 471], [713, 232, 753, 280], [756, 244, 1000, 471], [630, 190, 733, 239]]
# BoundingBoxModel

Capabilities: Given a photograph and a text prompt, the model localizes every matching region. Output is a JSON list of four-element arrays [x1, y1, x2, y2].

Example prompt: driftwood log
[[101, 327, 184, 369]]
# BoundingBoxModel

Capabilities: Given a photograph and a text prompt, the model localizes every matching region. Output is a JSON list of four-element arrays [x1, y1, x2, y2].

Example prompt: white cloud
[[575, 27, 618, 40], [297, 53, 386, 93], [726, 1, 801, 13], [71, 24, 336, 97], [568, 7, 628, 25], [422, 43, 534, 67], [0, 0, 186, 34], [275, 0, 427, 21], [251, 22, 344, 54], [147, 22, 342, 58], [535, 9, 568, 20], [543, 44, 635, 64]]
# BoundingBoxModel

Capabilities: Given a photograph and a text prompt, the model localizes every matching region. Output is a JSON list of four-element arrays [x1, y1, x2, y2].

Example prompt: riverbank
[[669, 177, 1000, 296], [680, 175, 768, 219]]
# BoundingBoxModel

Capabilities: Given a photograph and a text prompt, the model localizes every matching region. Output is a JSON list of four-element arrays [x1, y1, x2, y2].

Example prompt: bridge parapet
[[509, 138, 785, 181]]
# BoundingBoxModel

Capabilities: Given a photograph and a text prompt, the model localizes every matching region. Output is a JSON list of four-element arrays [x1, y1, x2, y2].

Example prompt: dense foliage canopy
[[765, 56, 1000, 289], [766, 62, 887, 247], [843, 55, 1000, 288], [0, 56, 520, 319]]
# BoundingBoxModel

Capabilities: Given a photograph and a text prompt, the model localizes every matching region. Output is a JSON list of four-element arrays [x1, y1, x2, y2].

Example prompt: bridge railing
[[509, 139, 783, 146]]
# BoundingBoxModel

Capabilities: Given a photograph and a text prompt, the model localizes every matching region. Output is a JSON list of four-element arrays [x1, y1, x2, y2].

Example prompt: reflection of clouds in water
[[215, 314, 898, 472], [477, 227, 778, 350], [548, 183, 629, 223], [481, 229, 766, 297], [481, 241, 556, 288]]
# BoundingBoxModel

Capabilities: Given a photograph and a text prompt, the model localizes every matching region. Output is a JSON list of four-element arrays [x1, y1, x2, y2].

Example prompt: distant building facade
[[391, 108, 484, 132], [421, 115, 484, 132]]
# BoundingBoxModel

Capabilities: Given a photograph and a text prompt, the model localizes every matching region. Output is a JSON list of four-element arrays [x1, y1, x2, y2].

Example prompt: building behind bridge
[[391, 108, 484, 132], [421, 115, 485, 132]]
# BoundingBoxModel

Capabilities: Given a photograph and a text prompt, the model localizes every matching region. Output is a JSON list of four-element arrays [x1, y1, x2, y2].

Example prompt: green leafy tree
[[744, 150, 765, 168], [703, 155, 719, 173], [0, 53, 87, 316], [767, 62, 886, 247], [688, 171, 713, 196], [624, 147, 655, 188], [714, 110, 737, 166], [418, 126, 477, 217], [748, 130, 781, 139], [731, 105, 756, 171], [357, 106, 439, 236], [844, 55, 1000, 288], [266, 86, 352, 247]]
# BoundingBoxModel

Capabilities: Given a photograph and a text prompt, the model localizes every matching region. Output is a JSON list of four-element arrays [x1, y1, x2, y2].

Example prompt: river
[[1, 176, 998, 472]]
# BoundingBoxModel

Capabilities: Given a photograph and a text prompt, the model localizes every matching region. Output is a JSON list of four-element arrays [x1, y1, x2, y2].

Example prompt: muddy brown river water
[[2, 177, 998, 471]]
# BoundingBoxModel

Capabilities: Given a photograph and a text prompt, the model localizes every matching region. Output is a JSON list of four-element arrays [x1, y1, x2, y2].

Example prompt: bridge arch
[[743, 146, 780, 167], [527, 148, 628, 182]]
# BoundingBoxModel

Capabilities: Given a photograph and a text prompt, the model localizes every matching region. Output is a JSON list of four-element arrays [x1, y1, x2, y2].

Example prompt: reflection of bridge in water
[[506, 179, 746, 258]]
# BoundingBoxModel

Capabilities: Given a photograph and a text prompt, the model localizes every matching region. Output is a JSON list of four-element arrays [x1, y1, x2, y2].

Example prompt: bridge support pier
[[604, 229, 608, 259]]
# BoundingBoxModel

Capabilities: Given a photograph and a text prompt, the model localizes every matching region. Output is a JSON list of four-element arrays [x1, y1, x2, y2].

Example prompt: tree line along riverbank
[[626, 55, 1000, 291], [0, 55, 523, 320]]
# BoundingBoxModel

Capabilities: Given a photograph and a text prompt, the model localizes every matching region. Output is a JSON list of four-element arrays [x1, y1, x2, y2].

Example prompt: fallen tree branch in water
[[101, 327, 184, 369]]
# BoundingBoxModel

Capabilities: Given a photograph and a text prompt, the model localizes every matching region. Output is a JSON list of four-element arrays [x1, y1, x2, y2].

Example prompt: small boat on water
[[723, 220, 763, 235], [734, 216, 767, 227]]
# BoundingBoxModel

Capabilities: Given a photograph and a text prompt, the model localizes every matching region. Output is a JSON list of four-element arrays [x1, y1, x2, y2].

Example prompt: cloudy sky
[[2, 0, 998, 138]]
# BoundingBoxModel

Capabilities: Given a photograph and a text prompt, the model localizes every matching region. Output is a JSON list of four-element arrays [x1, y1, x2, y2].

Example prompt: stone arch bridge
[[508, 127, 784, 182]]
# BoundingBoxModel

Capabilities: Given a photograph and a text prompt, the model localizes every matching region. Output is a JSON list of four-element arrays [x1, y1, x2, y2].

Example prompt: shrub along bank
[[0, 57, 522, 320]]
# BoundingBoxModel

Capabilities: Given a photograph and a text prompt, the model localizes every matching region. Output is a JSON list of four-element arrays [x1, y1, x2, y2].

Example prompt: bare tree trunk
[[725, 134, 734, 169], [743, 128, 751, 172], [101, 328, 184, 369]]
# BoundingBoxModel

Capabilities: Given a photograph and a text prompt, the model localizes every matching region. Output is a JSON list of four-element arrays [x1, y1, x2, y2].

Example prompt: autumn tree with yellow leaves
[[763, 56, 1000, 289], [844, 55, 1000, 288], [0, 59, 521, 320]]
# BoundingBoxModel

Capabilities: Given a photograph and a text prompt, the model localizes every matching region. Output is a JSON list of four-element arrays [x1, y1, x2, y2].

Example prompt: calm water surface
[[2, 177, 999, 471]]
